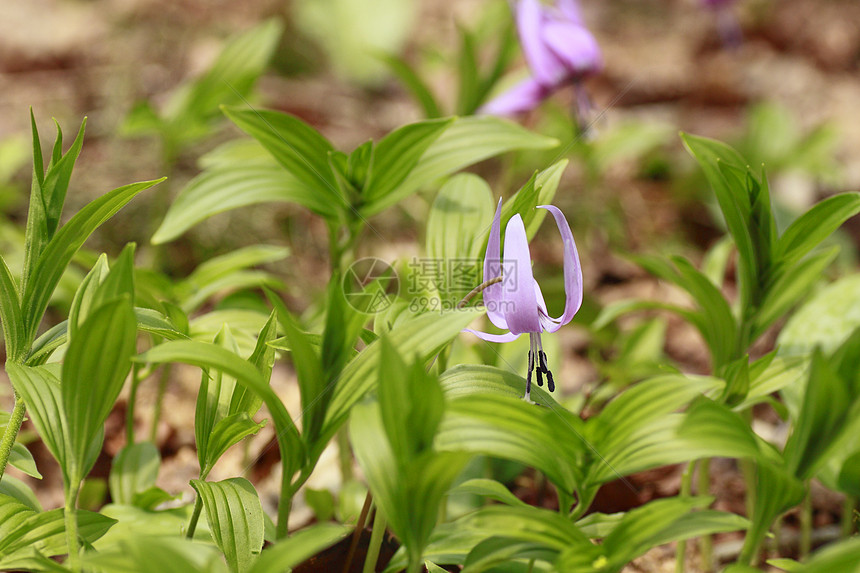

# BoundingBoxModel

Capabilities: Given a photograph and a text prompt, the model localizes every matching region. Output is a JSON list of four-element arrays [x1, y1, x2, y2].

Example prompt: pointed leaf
[[248, 524, 351, 573], [364, 118, 453, 202], [777, 192, 860, 266], [62, 297, 136, 479], [22, 178, 163, 343], [363, 117, 558, 215], [190, 478, 264, 573], [109, 442, 160, 506], [152, 164, 337, 244], [222, 107, 341, 209], [323, 307, 482, 434], [0, 254, 24, 361], [202, 414, 266, 477]]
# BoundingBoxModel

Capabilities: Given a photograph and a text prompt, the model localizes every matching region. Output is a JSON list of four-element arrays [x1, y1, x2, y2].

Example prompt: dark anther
[[537, 365, 544, 387], [526, 350, 534, 395], [539, 351, 555, 392]]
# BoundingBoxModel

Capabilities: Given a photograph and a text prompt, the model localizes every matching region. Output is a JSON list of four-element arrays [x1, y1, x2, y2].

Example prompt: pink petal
[[501, 214, 541, 335], [542, 21, 603, 79], [462, 328, 522, 343], [479, 78, 548, 116], [537, 205, 582, 329], [482, 199, 508, 330], [517, 0, 565, 87]]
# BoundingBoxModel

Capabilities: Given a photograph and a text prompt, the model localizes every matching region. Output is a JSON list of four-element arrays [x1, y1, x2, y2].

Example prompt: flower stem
[[362, 504, 387, 573], [337, 429, 354, 483], [0, 394, 26, 481], [675, 460, 696, 573], [457, 276, 503, 309], [126, 363, 140, 445]]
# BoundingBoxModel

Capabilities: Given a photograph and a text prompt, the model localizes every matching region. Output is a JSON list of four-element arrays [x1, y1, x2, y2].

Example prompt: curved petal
[[479, 77, 548, 116], [542, 22, 603, 79], [502, 214, 541, 335], [462, 328, 522, 343], [482, 199, 508, 330], [534, 281, 562, 332], [517, 0, 565, 87], [537, 205, 583, 327]]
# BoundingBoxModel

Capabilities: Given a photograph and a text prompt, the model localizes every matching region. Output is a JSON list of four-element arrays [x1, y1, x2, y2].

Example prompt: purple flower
[[465, 200, 583, 400], [481, 0, 602, 116]]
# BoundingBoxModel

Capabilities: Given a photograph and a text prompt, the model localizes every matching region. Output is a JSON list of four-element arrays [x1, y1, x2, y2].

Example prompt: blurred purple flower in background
[[465, 201, 583, 401], [700, 0, 742, 48], [481, 0, 602, 118]]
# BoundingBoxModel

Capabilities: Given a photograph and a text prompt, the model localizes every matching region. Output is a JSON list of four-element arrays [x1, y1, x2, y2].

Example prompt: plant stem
[[363, 504, 387, 573], [842, 495, 857, 538], [64, 480, 82, 573], [675, 460, 696, 573], [343, 492, 373, 573], [338, 429, 354, 483], [0, 394, 26, 481], [186, 494, 203, 539], [799, 486, 812, 559], [149, 364, 172, 443], [697, 458, 713, 572], [126, 363, 140, 445]]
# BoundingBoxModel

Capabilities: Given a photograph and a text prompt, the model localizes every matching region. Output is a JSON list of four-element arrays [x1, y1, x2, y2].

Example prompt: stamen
[[540, 350, 556, 392], [526, 348, 534, 398]]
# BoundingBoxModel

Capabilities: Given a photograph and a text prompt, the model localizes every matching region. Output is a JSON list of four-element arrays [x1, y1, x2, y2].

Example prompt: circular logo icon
[[342, 257, 400, 313]]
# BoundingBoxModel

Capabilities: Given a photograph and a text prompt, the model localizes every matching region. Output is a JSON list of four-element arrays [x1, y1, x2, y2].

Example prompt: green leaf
[[0, 475, 42, 512], [222, 107, 341, 210], [677, 399, 776, 463], [363, 116, 558, 216], [169, 19, 283, 124], [778, 273, 860, 356], [204, 414, 266, 477], [22, 177, 163, 344], [67, 253, 109, 340], [753, 245, 839, 340], [350, 400, 468, 568], [84, 535, 226, 573], [62, 297, 136, 480], [681, 133, 758, 311], [438, 364, 558, 404], [426, 173, 495, 268], [248, 523, 351, 573], [152, 164, 338, 244], [795, 537, 860, 572], [378, 337, 444, 462], [364, 118, 454, 202], [109, 442, 160, 506], [0, 254, 24, 361], [643, 509, 749, 547], [777, 192, 860, 266], [8, 442, 41, 479], [448, 478, 527, 508], [7, 364, 73, 482], [190, 478, 264, 573], [837, 451, 860, 497], [463, 537, 554, 573], [22, 117, 87, 293], [436, 393, 582, 495], [0, 494, 116, 568], [784, 350, 856, 480], [740, 462, 805, 564], [379, 53, 441, 118], [457, 504, 591, 554], [135, 340, 305, 491], [600, 497, 711, 567], [323, 307, 482, 435]]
